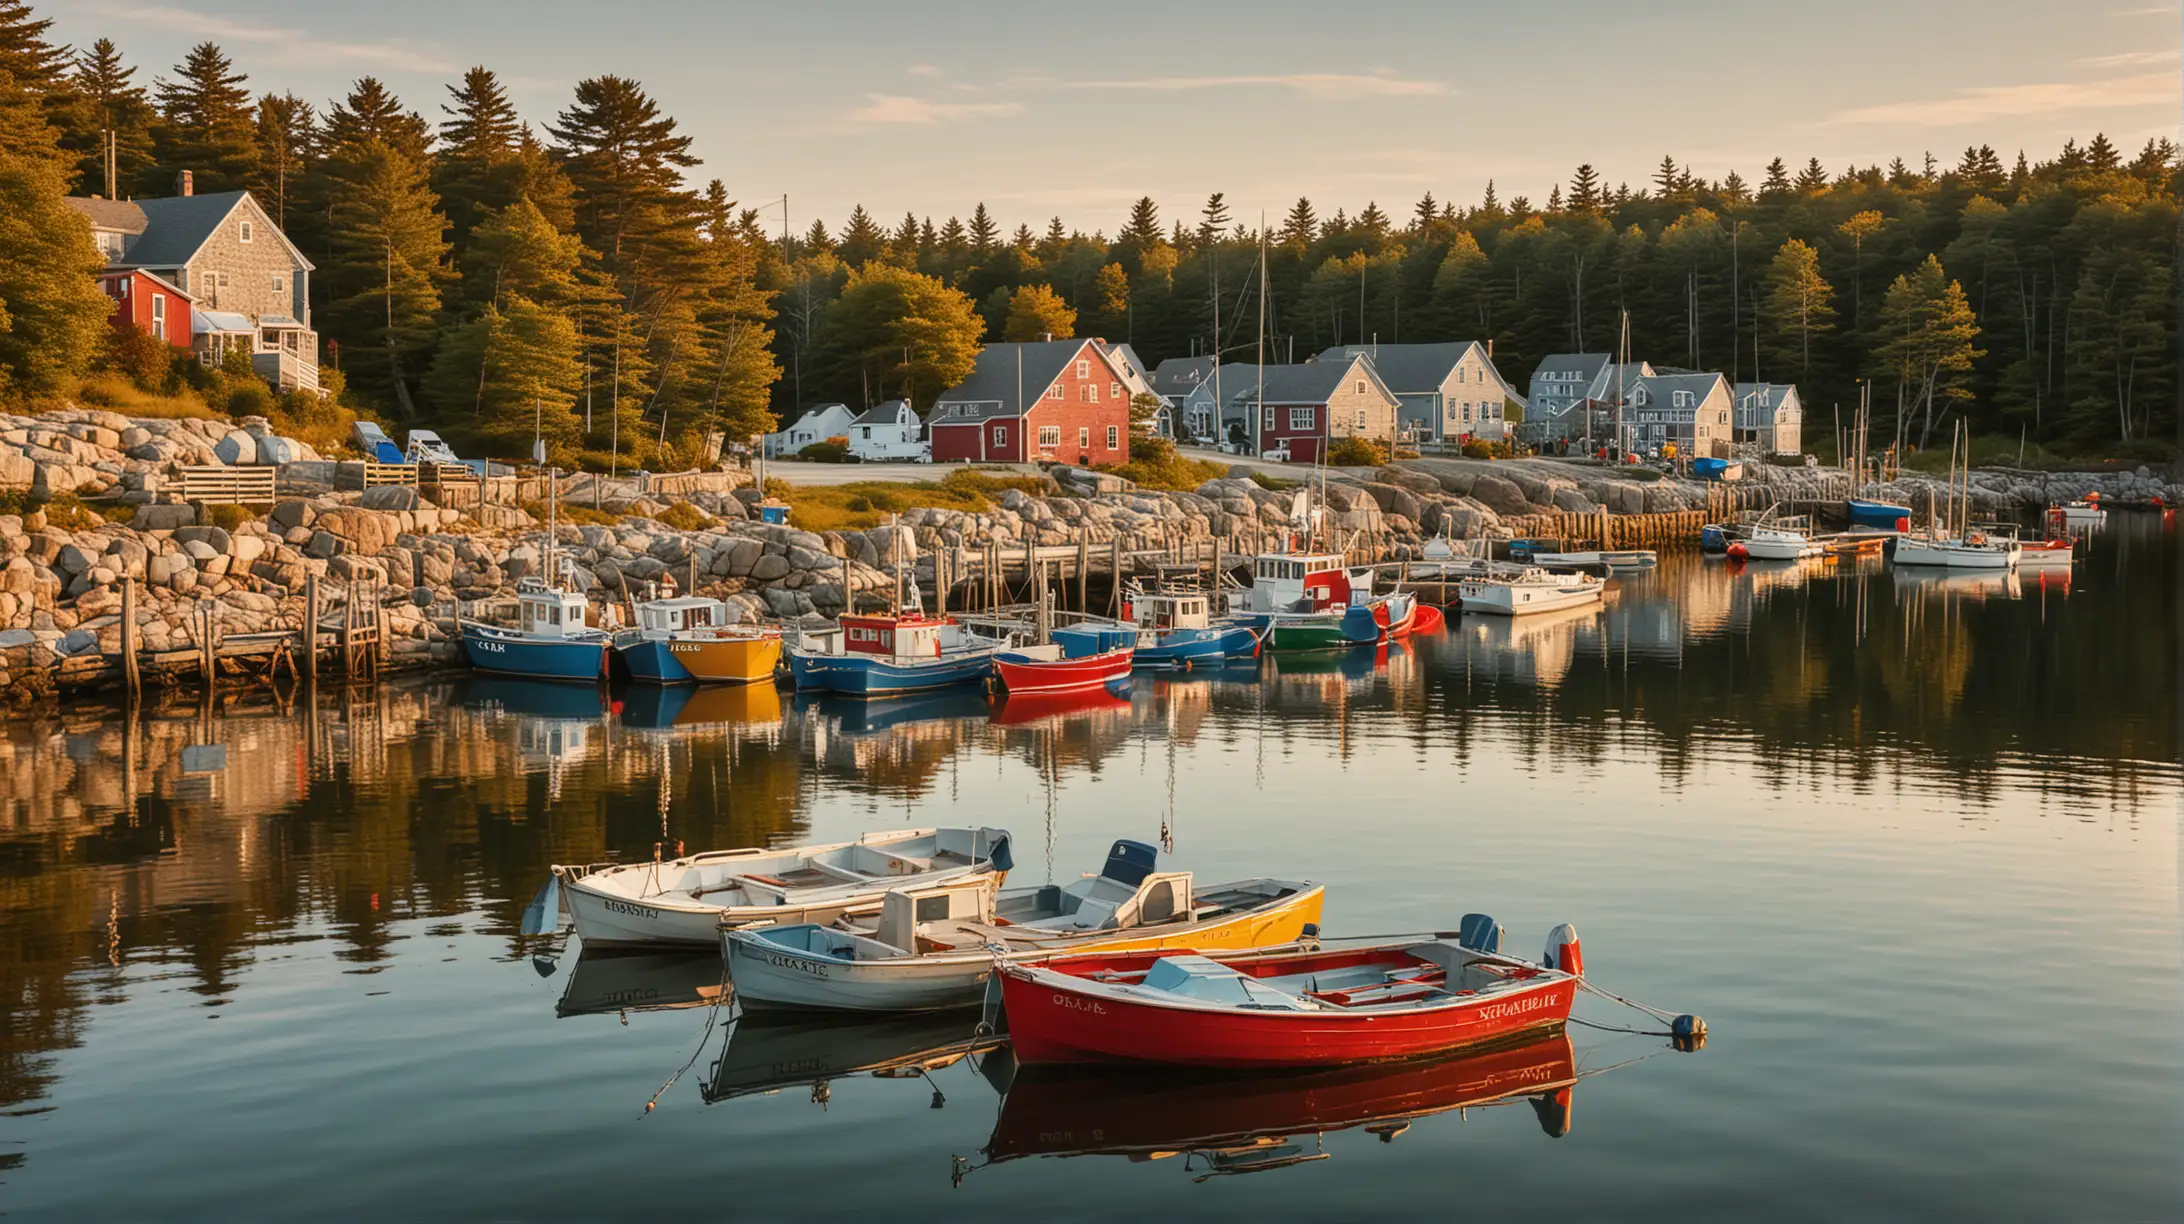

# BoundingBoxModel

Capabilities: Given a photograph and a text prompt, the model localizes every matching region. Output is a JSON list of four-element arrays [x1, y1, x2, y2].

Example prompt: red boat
[[999, 919, 1583, 1068], [990, 644, 1134, 695]]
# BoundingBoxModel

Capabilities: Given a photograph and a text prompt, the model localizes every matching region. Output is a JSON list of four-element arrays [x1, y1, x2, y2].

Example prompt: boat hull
[[1847, 499, 1913, 529], [673, 634, 783, 684], [1249, 606, 1381, 652], [461, 623, 607, 681], [1000, 960, 1577, 1069], [723, 886, 1325, 1013], [615, 639, 694, 684], [994, 647, 1134, 695], [1456, 581, 1603, 616], [787, 648, 995, 696], [1893, 539, 2019, 569]]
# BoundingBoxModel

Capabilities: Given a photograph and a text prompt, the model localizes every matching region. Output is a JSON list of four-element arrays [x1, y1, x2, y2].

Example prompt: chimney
[[175, 170, 193, 197], [1486, 338, 1494, 359]]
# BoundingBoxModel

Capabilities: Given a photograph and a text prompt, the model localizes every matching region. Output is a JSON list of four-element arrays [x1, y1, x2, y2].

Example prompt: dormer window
[[1633, 387, 1650, 407], [239, 219, 254, 244]]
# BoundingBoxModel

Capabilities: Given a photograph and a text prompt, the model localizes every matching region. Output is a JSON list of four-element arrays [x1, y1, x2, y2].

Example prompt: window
[[1110, 381, 1122, 400], [860, 426, 871, 439], [1462, 403, 1473, 424], [1078, 426, 1090, 448], [992, 425, 1007, 447], [1672, 390, 1694, 408], [1632, 387, 1650, 407], [1046, 385, 1062, 400], [1288, 406, 1315, 430], [1264, 408, 1275, 428], [151, 295, 164, 321], [217, 272, 230, 287], [1038, 425, 1061, 447], [1076, 359, 1090, 378], [1080, 385, 1096, 403], [1354, 380, 1366, 395], [1354, 409, 1367, 429], [239, 219, 254, 243], [271, 274, 284, 294], [1106, 425, 1119, 449], [1457, 367, 1467, 384]]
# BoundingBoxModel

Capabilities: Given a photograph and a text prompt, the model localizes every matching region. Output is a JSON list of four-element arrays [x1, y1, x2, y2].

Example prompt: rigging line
[[642, 966, 736, 1115]]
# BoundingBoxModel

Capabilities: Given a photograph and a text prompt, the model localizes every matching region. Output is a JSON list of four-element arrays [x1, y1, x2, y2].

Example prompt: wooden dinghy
[[555, 826, 1012, 949], [723, 839, 1322, 1013], [998, 915, 1583, 1068]]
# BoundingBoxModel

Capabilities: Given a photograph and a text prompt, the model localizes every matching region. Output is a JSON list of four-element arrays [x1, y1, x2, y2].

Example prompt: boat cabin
[[1131, 589, 1212, 631], [514, 579, 592, 638], [801, 612, 996, 663], [1241, 552, 1368, 614], [633, 596, 730, 638]]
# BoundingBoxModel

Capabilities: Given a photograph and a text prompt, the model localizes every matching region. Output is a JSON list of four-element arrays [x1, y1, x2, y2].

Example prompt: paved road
[[751, 459, 1041, 486]]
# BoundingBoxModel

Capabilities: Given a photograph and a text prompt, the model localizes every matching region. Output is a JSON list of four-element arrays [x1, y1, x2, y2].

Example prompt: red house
[[95, 268, 194, 349], [927, 339, 1133, 466]]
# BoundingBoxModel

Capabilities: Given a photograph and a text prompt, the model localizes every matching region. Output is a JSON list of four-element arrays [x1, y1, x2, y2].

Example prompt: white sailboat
[[1893, 422, 2020, 570], [1454, 566, 1605, 615]]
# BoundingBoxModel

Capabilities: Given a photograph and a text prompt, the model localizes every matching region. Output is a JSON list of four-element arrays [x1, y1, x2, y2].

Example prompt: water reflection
[[0, 516, 2175, 1214], [704, 1012, 1003, 1107], [967, 1029, 1580, 1183]]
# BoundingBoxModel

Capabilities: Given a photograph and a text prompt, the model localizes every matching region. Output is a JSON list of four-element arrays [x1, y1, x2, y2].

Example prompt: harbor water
[[1, 517, 2176, 1220]]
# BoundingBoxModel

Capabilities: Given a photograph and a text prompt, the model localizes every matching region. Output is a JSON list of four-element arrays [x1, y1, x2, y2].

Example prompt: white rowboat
[[1455, 567, 1605, 616], [556, 826, 1011, 948]]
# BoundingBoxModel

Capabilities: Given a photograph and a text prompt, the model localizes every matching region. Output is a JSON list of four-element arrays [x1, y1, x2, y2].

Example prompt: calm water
[[2, 518, 2177, 1222]]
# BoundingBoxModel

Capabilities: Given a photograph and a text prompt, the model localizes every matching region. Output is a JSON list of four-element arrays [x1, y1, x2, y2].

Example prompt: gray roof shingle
[[930, 340, 1102, 423], [1315, 342, 1496, 396], [64, 197, 148, 233], [1149, 355, 1217, 400]]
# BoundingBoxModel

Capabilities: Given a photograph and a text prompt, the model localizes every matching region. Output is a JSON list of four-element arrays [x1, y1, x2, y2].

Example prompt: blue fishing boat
[[786, 612, 1009, 697], [1846, 498, 1913, 530], [1052, 586, 1259, 671], [612, 595, 732, 683], [460, 579, 609, 681]]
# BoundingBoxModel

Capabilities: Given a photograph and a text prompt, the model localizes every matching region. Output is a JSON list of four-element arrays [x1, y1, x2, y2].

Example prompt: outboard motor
[[1542, 923, 1583, 976]]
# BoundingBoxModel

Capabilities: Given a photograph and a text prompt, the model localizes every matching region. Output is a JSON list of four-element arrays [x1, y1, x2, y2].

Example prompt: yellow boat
[[723, 838, 1324, 1012], [671, 629, 784, 684]]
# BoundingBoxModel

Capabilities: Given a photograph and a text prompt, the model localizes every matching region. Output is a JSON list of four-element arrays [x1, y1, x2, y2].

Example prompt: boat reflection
[[989, 684, 1134, 727], [459, 676, 610, 720], [704, 1012, 1006, 1107], [796, 689, 994, 735], [615, 680, 784, 730], [1453, 604, 1601, 688], [965, 1029, 1578, 1183], [555, 949, 726, 1019], [1891, 566, 2024, 601]]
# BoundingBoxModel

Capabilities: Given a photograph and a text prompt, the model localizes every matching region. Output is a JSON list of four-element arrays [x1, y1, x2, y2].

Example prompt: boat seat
[[1139, 955, 1318, 1010]]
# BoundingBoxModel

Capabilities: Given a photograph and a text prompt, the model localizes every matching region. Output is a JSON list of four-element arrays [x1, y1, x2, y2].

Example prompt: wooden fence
[[174, 465, 277, 504]]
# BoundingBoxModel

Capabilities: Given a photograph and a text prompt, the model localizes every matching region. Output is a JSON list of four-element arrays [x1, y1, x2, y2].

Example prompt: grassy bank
[[764, 468, 1050, 532]]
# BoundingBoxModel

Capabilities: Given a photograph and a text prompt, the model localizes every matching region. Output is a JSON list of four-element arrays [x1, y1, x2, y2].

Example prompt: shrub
[[651, 501, 711, 531], [200, 503, 252, 532], [107, 324, 175, 390], [1461, 438, 1494, 459], [797, 440, 853, 463], [1247, 470, 1298, 491], [225, 378, 277, 418], [1326, 436, 1387, 467], [1107, 435, 1228, 491]]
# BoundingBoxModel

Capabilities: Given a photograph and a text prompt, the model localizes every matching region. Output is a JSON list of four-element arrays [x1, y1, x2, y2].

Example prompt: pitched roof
[[64, 197, 148, 233], [786, 403, 854, 430], [930, 339, 1104, 422], [851, 399, 911, 426], [1228, 354, 1390, 406], [111, 191, 253, 268], [1316, 342, 1491, 395], [1149, 355, 1217, 399], [1101, 341, 1153, 386], [1630, 371, 1730, 414], [1529, 353, 1613, 385]]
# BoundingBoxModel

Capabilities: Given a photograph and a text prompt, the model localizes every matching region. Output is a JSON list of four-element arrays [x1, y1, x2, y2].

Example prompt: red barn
[[926, 339, 1133, 466], [95, 268, 194, 349]]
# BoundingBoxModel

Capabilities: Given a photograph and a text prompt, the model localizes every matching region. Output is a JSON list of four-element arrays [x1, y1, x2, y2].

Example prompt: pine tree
[[1793, 157, 1829, 194], [1874, 254, 1982, 447], [59, 39, 156, 196], [1197, 191, 1231, 245], [425, 296, 585, 453], [1836, 210, 1886, 335], [153, 42, 257, 191], [0, 150, 116, 393], [816, 263, 983, 407], [1356, 201, 1390, 240], [802, 218, 833, 254], [549, 75, 698, 273], [1003, 282, 1075, 341], [1411, 191, 1438, 231], [1568, 164, 1603, 215], [1118, 196, 1161, 251], [461, 196, 583, 309], [435, 67, 525, 249], [1652, 155, 1681, 200], [837, 204, 884, 266], [968, 202, 998, 253], [321, 138, 450, 413], [1279, 197, 1317, 250], [322, 77, 430, 161], [1719, 170, 1750, 207], [1760, 157, 1791, 199], [2084, 133, 2119, 171], [0, 0, 67, 92], [251, 93, 315, 230], [1761, 237, 1835, 374]]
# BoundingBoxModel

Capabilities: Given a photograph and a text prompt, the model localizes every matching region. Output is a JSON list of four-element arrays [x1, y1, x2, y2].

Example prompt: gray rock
[[174, 525, 233, 553], [0, 628, 34, 648], [212, 431, 258, 465], [1468, 473, 1533, 516], [55, 544, 92, 576], [132, 503, 196, 531], [359, 485, 419, 511], [60, 628, 98, 656], [724, 538, 763, 576], [750, 553, 791, 581], [271, 499, 317, 531]]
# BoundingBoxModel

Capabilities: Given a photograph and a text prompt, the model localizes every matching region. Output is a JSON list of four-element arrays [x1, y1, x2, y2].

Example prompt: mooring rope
[[642, 965, 736, 1115]]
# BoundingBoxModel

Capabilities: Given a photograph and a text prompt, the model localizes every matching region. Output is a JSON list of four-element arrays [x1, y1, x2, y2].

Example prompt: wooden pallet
[[174, 465, 278, 504]]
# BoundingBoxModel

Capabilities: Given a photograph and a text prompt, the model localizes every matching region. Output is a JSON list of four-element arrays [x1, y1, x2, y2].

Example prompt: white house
[[1149, 355, 1217, 439], [765, 403, 858, 457], [845, 399, 929, 461], [1733, 382, 1803, 455]]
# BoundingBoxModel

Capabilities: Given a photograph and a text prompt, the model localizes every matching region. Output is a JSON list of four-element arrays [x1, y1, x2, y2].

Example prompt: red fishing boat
[[990, 644, 1134, 695], [999, 917, 1584, 1068]]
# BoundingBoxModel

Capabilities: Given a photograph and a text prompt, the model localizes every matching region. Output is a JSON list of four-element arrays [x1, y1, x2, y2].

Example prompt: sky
[[48, 0, 2184, 235]]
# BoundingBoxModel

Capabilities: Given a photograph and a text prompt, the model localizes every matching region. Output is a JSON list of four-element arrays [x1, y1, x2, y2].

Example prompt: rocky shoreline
[[3, 407, 2176, 702]]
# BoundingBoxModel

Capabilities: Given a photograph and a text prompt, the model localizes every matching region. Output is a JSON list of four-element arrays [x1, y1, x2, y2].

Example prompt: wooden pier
[[64, 574, 391, 700]]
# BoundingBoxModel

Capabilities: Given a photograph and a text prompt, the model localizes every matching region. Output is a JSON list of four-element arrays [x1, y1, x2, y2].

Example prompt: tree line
[[0, 0, 2175, 465]]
